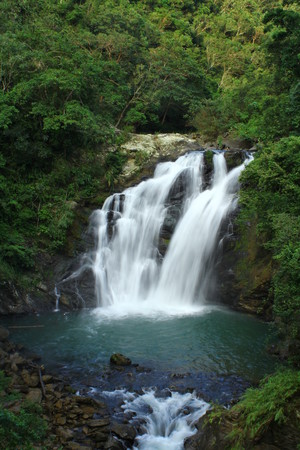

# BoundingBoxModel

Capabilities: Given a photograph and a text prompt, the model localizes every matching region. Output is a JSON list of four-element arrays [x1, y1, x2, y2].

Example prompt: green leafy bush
[[227, 369, 300, 447]]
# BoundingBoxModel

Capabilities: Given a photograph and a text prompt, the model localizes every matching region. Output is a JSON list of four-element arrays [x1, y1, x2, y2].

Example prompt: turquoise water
[[2, 306, 275, 385]]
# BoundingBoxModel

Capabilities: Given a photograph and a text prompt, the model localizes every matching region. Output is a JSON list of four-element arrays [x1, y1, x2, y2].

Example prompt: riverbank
[[0, 326, 137, 449]]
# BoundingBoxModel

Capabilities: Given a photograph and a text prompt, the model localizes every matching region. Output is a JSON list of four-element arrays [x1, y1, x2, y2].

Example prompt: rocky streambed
[[0, 327, 137, 449]]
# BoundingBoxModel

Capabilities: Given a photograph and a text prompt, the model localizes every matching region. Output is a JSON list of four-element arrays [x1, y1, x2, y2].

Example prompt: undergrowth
[[227, 369, 300, 448], [0, 371, 47, 449]]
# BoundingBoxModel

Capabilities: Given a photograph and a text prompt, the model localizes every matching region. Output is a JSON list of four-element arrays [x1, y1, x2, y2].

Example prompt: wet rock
[[42, 374, 53, 383], [111, 422, 136, 442], [0, 326, 9, 341], [110, 353, 132, 366], [161, 205, 182, 237], [224, 150, 247, 170], [75, 396, 106, 409], [104, 436, 125, 449]]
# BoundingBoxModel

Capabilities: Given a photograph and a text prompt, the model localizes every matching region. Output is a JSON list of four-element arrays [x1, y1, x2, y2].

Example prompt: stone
[[42, 374, 53, 383], [10, 354, 26, 366], [88, 418, 110, 428], [26, 388, 42, 403], [55, 399, 63, 409], [110, 353, 132, 366], [37, 282, 48, 292], [57, 427, 74, 441], [81, 405, 96, 416], [91, 431, 109, 442], [21, 370, 39, 387], [65, 442, 91, 449], [0, 326, 9, 341], [111, 422, 136, 441], [103, 436, 124, 449], [56, 415, 67, 425]]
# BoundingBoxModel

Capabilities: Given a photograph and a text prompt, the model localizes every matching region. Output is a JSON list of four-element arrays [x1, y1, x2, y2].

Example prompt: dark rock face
[[0, 280, 56, 315]]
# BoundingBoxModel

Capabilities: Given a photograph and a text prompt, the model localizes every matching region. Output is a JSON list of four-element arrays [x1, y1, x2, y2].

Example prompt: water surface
[[2, 306, 275, 395]]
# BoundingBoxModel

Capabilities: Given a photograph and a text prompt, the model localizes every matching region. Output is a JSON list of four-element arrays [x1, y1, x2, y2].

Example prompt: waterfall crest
[[91, 151, 250, 316]]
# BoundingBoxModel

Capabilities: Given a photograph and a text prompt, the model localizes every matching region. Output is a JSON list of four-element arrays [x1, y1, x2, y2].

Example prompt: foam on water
[[102, 389, 210, 450]]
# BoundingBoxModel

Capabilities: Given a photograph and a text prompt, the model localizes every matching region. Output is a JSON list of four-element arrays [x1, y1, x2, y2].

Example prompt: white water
[[81, 151, 251, 449], [103, 389, 209, 450], [91, 151, 251, 317]]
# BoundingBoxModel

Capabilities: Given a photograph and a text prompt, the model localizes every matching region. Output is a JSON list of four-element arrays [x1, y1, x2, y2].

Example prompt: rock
[[65, 443, 92, 450], [75, 396, 106, 408], [42, 374, 53, 383], [119, 133, 202, 185], [9, 352, 26, 366], [60, 294, 71, 307], [37, 282, 48, 292], [111, 422, 136, 441], [92, 431, 109, 442], [55, 399, 63, 409], [0, 326, 9, 341], [26, 388, 42, 403], [57, 427, 74, 441], [21, 369, 39, 387], [56, 415, 67, 425], [104, 436, 124, 449], [88, 418, 110, 428], [110, 353, 132, 366], [81, 405, 96, 416]]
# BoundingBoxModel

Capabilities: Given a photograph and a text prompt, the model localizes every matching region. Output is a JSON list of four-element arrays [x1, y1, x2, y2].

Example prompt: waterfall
[[91, 151, 251, 316]]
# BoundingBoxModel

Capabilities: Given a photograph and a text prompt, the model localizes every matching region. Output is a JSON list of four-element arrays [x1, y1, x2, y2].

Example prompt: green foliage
[[0, 371, 46, 449], [239, 137, 300, 363], [192, 1, 300, 142], [227, 369, 300, 447], [0, 0, 215, 279], [104, 150, 127, 189]]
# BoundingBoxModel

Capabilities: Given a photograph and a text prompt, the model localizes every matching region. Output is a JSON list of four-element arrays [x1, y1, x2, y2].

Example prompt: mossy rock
[[110, 353, 132, 366]]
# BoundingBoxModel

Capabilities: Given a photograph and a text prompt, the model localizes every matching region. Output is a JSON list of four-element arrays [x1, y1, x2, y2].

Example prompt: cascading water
[[103, 389, 209, 450], [54, 150, 253, 449], [91, 151, 251, 315]]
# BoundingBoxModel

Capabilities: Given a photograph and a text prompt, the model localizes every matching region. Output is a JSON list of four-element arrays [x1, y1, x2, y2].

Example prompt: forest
[[0, 0, 299, 447]]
